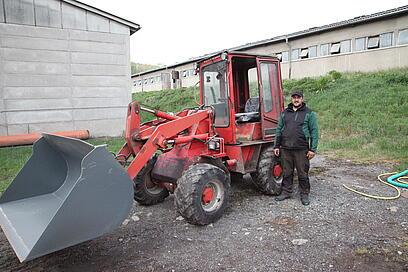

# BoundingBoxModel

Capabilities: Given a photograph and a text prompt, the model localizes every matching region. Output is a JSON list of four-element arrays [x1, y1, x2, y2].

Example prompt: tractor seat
[[235, 97, 260, 123]]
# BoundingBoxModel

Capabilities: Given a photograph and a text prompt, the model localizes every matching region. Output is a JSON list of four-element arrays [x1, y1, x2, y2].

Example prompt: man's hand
[[273, 148, 280, 157], [306, 151, 315, 160]]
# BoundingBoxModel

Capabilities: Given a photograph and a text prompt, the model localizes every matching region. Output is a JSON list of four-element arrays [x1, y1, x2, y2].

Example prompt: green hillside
[[131, 62, 160, 75], [133, 69, 408, 169]]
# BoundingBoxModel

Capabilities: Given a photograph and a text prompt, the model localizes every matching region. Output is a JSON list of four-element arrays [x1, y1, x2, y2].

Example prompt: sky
[[81, 0, 407, 66]]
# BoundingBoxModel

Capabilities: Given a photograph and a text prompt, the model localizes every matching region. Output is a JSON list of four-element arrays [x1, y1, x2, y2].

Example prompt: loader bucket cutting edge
[[0, 134, 133, 262]]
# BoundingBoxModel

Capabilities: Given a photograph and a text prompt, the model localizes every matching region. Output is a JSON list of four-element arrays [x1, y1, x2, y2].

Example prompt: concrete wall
[[0, 0, 132, 137]]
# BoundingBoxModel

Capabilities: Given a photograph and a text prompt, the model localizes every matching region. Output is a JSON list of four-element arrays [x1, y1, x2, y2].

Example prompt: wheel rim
[[144, 174, 163, 194], [273, 164, 283, 184], [201, 179, 224, 212]]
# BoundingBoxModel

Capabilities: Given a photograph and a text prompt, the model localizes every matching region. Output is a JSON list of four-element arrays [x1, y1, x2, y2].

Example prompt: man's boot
[[275, 192, 291, 201], [301, 194, 310, 206]]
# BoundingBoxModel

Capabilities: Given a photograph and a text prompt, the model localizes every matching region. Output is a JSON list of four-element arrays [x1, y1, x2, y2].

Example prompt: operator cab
[[199, 51, 283, 144]]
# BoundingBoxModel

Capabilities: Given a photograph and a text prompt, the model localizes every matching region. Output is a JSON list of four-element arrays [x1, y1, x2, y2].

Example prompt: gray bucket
[[0, 134, 133, 262]]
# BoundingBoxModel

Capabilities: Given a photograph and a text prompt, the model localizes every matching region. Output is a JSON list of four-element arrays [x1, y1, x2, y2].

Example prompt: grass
[[283, 69, 408, 170], [132, 86, 199, 122], [0, 68, 407, 193]]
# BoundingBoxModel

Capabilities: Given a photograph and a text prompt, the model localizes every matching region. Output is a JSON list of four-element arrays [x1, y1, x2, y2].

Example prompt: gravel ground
[[1, 155, 407, 272]]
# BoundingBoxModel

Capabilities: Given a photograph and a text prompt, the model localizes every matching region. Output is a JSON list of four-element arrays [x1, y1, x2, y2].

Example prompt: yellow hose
[[342, 172, 402, 200], [397, 177, 408, 184]]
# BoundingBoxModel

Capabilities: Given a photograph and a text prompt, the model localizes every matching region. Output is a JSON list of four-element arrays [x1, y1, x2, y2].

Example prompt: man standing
[[273, 90, 318, 206]]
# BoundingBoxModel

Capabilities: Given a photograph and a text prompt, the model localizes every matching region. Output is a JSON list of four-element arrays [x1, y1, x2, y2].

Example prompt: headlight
[[208, 139, 220, 151]]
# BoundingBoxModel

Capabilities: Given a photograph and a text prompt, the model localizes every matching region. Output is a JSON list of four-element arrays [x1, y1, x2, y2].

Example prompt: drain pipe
[[0, 130, 89, 147], [286, 36, 292, 79]]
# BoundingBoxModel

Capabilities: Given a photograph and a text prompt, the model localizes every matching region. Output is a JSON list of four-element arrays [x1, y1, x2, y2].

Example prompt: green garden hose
[[387, 169, 408, 188]]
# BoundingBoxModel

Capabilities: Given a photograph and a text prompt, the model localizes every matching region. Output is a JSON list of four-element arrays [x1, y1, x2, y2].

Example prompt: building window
[[355, 37, 366, 51], [398, 29, 408, 45], [380, 32, 393, 48], [340, 40, 351, 53], [367, 36, 380, 49], [300, 48, 309, 59], [309, 46, 317, 58], [156, 75, 161, 82], [133, 80, 137, 87], [182, 70, 187, 77], [138, 80, 142, 86], [150, 77, 154, 83], [144, 79, 148, 85], [320, 44, 329, 56], [330, 43, 341, 54], [281, 51, 289, 62], [291, 49, 300, 60]]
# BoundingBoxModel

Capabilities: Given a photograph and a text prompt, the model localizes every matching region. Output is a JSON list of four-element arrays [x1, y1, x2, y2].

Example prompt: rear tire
[[175, 163, 230, 225], [134, 155, 169, 205], [251, 145, 283, 195]]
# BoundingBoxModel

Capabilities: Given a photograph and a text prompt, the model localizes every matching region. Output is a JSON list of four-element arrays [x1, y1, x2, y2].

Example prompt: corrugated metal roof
[[63, 0, 140, 34], [232, 4, 408, 51], [132, 4, 408, 77]]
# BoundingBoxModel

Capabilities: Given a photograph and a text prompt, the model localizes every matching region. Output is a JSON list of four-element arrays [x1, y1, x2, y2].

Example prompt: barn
[[0, 0, 140, 137]]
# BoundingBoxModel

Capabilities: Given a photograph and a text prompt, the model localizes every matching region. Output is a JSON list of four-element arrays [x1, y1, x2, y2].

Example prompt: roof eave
[[63, 0, 141, 34]]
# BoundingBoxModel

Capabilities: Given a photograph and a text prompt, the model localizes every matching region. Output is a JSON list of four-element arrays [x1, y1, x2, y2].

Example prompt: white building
[[132, 5, 408, 92]]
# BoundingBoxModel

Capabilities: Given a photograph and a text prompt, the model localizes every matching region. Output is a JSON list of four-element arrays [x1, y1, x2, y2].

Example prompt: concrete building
[[132, 59, 199, 93], [0, 0, 140, 137], [132, 5, 408, 92]]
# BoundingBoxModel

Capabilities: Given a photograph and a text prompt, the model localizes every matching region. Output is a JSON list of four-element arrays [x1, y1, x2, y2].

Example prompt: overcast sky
[[81, 0, 407, 65]]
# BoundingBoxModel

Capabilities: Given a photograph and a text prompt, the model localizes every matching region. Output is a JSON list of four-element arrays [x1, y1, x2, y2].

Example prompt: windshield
[[202, 61, 229, 127]]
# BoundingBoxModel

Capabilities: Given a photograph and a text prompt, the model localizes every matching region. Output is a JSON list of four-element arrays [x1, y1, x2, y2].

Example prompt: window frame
[[308, 45, 317, 58], [281, 51, 289, 62], [291, 48, 300, 61], [367, 36, 380, 49], [340, 39, 351, 53], [355, 37, 366, 52], [320, 43, 329, 56], [300, 48, 309, 59], [330, 43, 341, 54], [398, 28, 408, 45], [379, 32, 393, 48]]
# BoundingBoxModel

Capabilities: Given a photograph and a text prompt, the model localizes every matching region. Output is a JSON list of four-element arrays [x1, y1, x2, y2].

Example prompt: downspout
[[286, 36, 292, 79]]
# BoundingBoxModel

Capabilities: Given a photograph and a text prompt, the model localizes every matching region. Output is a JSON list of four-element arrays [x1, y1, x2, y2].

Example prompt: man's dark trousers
[[281, 149, 310, 195]]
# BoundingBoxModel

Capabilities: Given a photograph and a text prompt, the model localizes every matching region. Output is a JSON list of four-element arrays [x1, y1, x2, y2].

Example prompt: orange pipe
[[0, 130, 90, 147]]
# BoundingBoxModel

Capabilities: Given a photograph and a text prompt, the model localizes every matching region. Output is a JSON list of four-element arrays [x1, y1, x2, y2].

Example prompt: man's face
[[291, 95, 303, 108]]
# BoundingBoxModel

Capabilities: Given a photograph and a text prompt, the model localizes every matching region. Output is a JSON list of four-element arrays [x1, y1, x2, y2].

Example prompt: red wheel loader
[[0, 51, 284, 262]]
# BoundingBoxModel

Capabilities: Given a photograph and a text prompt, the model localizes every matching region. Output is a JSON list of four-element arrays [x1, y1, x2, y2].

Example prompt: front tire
[[175, 163, 230, 225], [134, 155, 169, 205], [251, 145, 283, 195]]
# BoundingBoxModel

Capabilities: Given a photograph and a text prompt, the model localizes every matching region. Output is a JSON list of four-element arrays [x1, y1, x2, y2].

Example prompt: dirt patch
[[0, 155, 407, 271]]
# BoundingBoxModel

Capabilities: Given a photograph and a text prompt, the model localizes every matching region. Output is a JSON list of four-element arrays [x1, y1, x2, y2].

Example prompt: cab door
[[256, 58, 283, 140]]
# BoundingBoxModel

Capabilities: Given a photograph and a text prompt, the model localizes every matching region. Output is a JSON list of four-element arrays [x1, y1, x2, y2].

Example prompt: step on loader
[[0, 51, 284, 262]]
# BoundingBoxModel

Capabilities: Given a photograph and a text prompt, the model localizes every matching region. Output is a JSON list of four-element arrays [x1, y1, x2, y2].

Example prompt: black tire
[[174, 163, 230, 225], [230, 172, 244, 182], [134, 155, 169, 205], [251, 145, 283, 195]]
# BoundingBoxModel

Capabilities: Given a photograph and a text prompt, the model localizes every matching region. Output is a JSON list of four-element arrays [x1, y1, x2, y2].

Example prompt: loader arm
[[126, 109, 210, 181]]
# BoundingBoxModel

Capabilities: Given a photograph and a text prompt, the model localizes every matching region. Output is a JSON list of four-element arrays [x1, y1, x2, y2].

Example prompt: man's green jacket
[[274, 102, 318, 152]]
